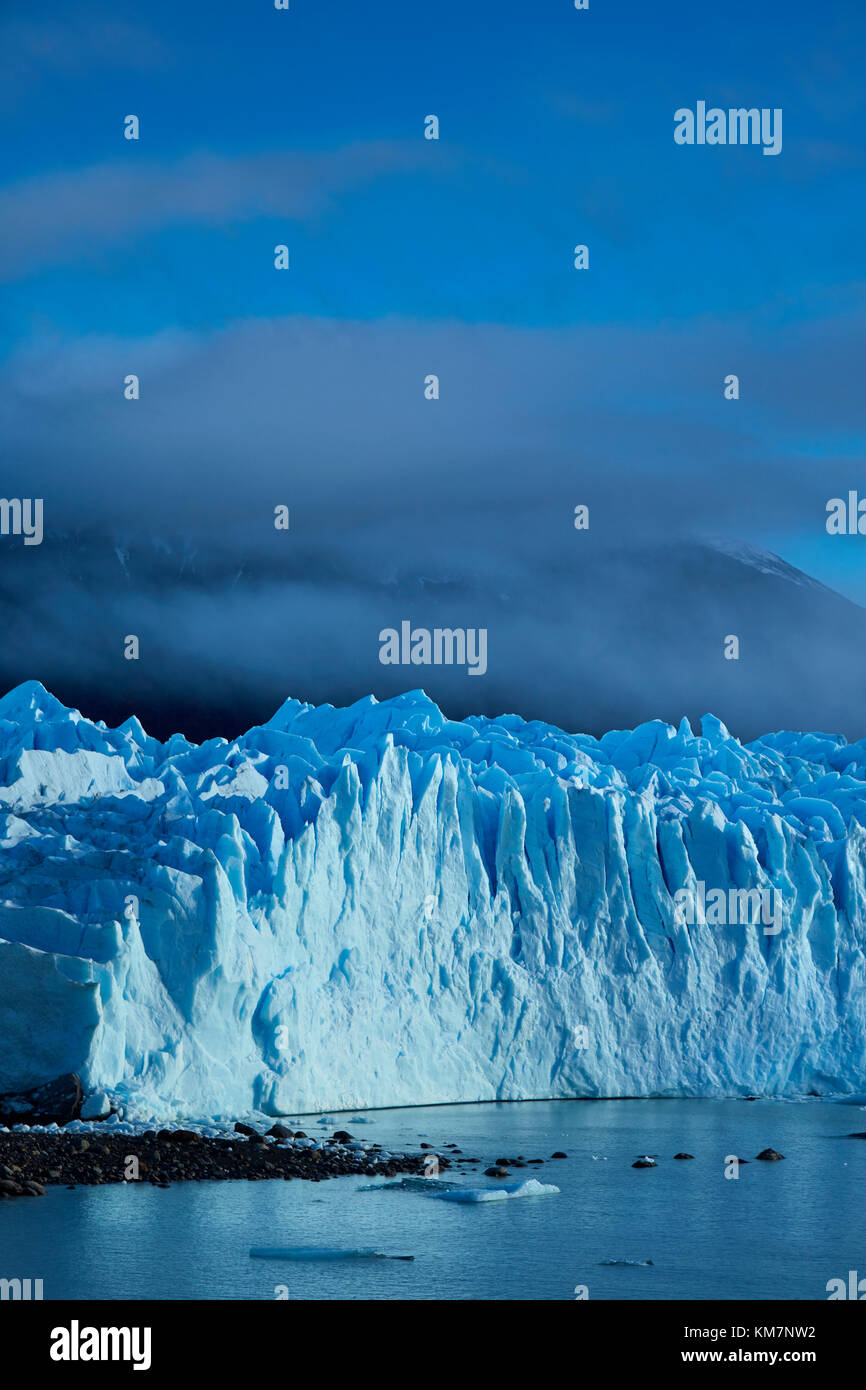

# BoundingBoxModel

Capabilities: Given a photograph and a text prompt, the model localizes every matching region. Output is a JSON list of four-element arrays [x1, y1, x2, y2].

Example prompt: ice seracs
[[1, 680, 866, 1119]]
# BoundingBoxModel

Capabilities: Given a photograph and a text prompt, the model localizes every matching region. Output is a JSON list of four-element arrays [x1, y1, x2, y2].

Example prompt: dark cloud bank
[[1, 528, 862, 746], [1, 314, 863, 743]]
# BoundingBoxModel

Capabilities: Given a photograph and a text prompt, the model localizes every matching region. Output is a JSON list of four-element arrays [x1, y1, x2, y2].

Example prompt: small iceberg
[[249, 1247, 413, 1261], [433, 1178, 559, 1203]]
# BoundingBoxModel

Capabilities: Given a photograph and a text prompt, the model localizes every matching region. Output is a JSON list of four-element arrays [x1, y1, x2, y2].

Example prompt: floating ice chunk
[[433, 1178, 560, 1203], [249, 1247, 412, 1261]]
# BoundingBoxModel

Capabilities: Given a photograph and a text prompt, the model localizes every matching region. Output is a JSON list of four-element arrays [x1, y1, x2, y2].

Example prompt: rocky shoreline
[[0, 1123, 462, 1197], [0, 1072, 797, 1202], [0, 1072, 574, 1199]]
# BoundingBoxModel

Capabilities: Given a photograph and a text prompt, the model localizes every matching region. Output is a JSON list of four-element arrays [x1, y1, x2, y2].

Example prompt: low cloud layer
[[1, 310, 865, 740], [2, 307, 862, 536]]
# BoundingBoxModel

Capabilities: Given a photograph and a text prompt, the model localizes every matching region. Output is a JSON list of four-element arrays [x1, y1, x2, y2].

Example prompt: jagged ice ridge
[[1, 680, 865, 1119]]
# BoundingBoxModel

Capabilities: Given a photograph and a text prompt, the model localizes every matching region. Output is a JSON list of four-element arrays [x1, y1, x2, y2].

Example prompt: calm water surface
[[1, 1099, 863, 1300]]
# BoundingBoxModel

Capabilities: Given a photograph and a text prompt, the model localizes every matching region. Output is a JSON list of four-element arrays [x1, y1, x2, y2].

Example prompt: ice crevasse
[[0, 679, 865, 1120]]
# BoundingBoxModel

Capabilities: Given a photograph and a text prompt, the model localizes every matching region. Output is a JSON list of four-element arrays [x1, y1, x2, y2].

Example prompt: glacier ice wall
[[1, 680, 865, 1119]]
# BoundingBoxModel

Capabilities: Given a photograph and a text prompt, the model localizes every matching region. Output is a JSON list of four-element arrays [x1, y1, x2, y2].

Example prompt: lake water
[[1, 1098, 863, 1300]]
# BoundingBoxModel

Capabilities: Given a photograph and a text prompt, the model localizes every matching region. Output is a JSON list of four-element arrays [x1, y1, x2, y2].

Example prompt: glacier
[[1, 679, 865, 1120]]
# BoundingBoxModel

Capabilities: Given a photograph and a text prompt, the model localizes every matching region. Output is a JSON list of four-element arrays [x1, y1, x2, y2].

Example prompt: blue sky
[[3, 0, 864, 336]]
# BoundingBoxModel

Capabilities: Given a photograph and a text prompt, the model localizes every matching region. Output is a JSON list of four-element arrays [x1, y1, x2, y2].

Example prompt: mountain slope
[[0, 532, 864, 742]]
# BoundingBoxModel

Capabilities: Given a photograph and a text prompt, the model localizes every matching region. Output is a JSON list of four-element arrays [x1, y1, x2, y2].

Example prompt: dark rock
[[267, 1124, 293, 1139], [165, 1129, 200, 1143], [551, 1151, 568, 1159], [755, 1148, 785, 1161], [0, 1121, 432, 1191], [848, 1132, 866, 1139], [332, 1130, 353, 1142], [484, 1166, 510, 1178], [0, 1072, 83, 1127], [674, 1153, 695, 1160], [234, 1122, 256, 1136], [632, 1159, 657, 1168], [293, 1131, 307, 1139]]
